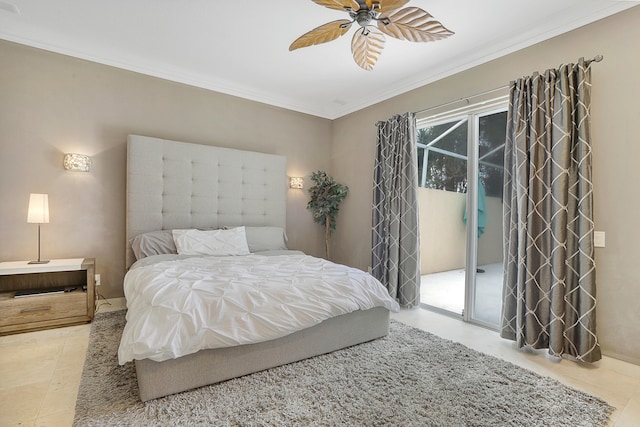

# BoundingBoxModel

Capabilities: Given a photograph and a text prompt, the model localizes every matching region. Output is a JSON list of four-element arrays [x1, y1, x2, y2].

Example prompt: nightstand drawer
[[0, 258, 95, 335], [0, 290, 88, 327]]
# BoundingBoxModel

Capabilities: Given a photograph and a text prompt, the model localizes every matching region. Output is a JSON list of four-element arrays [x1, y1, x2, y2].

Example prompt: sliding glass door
[[417, 104, 506, 329], [417, 118, 468, 317]]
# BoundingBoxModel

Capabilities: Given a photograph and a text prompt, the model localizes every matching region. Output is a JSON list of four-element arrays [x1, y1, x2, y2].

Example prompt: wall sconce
[[290, 177, 304, 189], [27, 193, 50, 264], [63, 153, 91, 172]]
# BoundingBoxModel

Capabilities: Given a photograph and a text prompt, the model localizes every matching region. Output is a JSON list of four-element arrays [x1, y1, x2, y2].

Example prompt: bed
[[120, 135, 399, 401]]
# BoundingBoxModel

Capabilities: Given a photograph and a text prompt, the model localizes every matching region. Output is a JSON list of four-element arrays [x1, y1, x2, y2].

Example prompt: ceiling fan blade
[[290, 20, 353, 51], [378, 7, 454, 42], [311, 0, 359, 11], [374, 0, 410, 14], [351, 26, 386, 71]]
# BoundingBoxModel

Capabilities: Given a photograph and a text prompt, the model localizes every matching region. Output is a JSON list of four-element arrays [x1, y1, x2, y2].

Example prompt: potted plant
[[306, 171, 349, 259]]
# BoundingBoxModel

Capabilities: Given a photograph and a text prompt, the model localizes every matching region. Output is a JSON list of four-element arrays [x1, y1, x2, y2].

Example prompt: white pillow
[[172, 228, 250, 256]]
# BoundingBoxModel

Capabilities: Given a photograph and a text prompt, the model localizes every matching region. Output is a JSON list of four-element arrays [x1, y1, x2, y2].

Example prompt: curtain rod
[[414, 54, 603, 116]]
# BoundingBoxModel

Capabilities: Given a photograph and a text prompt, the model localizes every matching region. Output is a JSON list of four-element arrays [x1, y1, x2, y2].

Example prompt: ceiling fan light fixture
[[291, 0, 454, 70]]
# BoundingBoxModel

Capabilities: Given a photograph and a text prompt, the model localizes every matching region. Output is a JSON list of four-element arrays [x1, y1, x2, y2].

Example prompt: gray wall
[[0, 40, 331, 299], [330, 7, 640, 364]]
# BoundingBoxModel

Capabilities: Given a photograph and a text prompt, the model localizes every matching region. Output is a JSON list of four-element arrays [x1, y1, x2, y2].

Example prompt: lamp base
[[28, 260, 50, 264]]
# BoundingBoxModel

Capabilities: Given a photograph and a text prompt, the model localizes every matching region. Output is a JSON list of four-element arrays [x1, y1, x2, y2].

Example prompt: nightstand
[[0, 258, 96, 335]]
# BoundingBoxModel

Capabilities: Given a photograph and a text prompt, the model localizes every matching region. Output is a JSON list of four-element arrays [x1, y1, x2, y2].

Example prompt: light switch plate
[[594, 231, 605, 248]]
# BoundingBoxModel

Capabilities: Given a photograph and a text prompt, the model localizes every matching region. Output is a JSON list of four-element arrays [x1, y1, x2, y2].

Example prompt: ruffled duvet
[[118, 253, 399, 363]]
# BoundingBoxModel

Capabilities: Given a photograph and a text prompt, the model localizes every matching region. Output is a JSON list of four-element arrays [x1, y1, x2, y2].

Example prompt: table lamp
[[27, 193, 50, 264]]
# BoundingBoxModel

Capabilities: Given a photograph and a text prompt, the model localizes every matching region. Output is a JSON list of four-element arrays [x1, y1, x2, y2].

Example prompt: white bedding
[[118, 253, 399, 364]]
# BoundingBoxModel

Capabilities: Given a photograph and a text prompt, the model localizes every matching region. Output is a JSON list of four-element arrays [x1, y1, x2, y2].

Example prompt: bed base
[[135, 307, 390, 401]]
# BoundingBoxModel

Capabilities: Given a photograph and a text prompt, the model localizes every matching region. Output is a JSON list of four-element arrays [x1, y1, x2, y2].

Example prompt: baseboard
[[602, 350, 640, 367]]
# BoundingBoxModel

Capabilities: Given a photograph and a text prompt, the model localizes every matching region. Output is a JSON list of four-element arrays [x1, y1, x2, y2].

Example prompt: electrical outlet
[[594, 231, 606, 248], [95, 274, 101, 286]]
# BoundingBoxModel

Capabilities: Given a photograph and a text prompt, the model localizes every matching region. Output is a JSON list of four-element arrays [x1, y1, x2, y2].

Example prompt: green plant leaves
[[306, 170, 349, 233]]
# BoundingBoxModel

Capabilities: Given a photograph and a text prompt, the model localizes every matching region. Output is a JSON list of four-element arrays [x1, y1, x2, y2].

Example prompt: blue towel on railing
[[464, 180, 486, 238]]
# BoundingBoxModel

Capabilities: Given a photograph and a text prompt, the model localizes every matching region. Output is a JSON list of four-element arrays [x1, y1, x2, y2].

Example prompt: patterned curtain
[[371, 112, 420, 308], [501, 58, 601, 362]]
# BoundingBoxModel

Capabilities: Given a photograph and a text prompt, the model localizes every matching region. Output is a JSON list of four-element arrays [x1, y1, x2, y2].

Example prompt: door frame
[[417, 98, 508, 330]]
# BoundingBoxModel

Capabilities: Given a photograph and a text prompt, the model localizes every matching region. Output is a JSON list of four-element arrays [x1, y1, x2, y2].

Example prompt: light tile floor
[[0, 299, 126, 427], [1, 300, 638, 426]]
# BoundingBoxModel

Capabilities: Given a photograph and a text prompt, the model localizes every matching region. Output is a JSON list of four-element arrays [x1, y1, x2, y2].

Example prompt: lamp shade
[[27, 193, 49, 224]]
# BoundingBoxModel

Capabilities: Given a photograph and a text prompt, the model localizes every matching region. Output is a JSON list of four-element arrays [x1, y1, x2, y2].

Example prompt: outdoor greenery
[[417, 124, 468, 193], [417, 111, 507, 198], [307, 170, 349, 259]]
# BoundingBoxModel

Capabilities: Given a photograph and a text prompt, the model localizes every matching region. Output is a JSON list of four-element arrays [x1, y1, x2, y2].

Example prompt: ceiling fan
[[289, 0, 454, 71]]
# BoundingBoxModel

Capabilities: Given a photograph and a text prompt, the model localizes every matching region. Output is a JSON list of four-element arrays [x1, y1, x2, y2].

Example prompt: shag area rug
[[74, 310, 613, 426]]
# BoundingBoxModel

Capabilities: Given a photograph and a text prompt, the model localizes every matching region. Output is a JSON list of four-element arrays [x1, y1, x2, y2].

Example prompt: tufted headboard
[[126, 135, 287, 268]]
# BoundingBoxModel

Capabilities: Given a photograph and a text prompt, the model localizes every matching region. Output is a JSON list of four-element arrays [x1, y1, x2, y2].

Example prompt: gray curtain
[[501, 58, 601, 362], [372, 112, 420, 308]]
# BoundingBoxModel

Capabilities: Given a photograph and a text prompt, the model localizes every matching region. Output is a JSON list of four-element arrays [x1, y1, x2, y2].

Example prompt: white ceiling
[[0, 0, 638, 119]]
